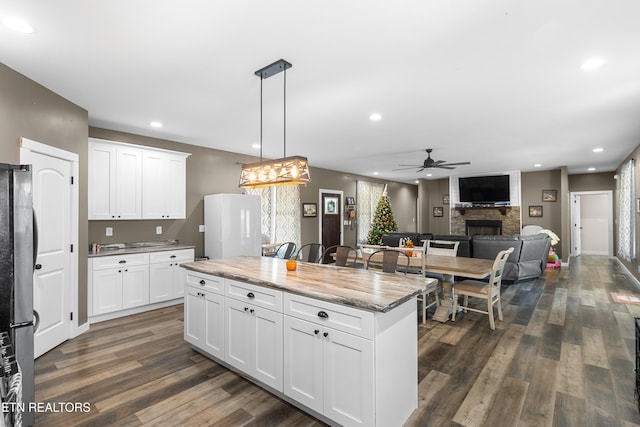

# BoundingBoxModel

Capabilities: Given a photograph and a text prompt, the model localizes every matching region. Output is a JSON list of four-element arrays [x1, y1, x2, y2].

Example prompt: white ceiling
[[2, 1, 639, 184]]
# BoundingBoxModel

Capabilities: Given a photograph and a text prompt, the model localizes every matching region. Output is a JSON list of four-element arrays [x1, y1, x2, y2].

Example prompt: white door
[[570, 191, 613, 257], [30, 151, 73, 357]]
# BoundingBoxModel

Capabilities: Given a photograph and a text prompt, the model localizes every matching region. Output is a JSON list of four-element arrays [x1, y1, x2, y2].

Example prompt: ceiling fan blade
[[435, 165, 456, 170], [415, 168, 425, 172], [439, 161, 471, 166], [392, 166, 423, 171], [433, 160, 446, 165]]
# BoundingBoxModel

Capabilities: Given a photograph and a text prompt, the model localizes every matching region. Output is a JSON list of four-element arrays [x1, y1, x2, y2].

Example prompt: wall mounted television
[[459, 174, 510, 205]]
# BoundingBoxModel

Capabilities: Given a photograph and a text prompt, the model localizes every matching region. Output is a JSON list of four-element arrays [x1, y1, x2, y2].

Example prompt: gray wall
[[0, 62, 89, 322]]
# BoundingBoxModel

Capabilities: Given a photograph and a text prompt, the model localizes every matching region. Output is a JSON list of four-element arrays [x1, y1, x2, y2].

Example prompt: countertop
[[88, 244, 196, 258], [181, 256, 435, 313]]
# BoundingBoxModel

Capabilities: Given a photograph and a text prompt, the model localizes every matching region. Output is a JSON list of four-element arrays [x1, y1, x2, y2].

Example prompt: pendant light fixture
[[239, 59, 311, 188]]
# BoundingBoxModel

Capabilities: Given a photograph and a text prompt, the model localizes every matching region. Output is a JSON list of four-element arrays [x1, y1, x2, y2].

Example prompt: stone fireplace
[[450, 206, 521, 236]]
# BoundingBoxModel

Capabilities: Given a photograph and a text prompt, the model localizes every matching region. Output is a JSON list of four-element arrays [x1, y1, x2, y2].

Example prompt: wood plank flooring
[[35, 255, 640, 426]]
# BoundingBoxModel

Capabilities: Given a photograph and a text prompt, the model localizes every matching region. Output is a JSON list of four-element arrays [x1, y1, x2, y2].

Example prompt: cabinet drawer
[[92, 253, 149, 270], [225, 279, 282, 312], [186, 272, 224, 295], [284, 293, 374, 340], [149, 248, 194, 264]]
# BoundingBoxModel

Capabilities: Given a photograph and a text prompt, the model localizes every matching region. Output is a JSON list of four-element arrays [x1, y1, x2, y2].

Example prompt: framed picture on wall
[[302, 203, 317, 217], [324, 197, 338, 215], [433, 206, 444, 217], [542, 190, 557, 202], [529, 205, 543, 217], [345, 197, 356, 206], [443, 194, 450, 205]]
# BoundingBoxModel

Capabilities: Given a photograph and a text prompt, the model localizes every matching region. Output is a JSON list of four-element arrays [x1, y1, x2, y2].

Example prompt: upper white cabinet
[[142, 150, 188, 219], [88, 139, 143, 220], [88, 138, 190, 220]]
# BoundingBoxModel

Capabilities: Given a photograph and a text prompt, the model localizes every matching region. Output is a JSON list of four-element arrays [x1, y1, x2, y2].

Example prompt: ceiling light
[[592, 147, 603, 153], [373, 172, 379, 175], [415, 180, 419, 184], [2, 16, 33, 33], [426, 173, 432, 177], [581, 58, 605, 70], [239, 59, 311, 188], [588, 167, 596, 172], [150, 121, 163, 128], [534, 163, 542, 168], [369, 113, 382, 121], [252, 143, 261, 149]]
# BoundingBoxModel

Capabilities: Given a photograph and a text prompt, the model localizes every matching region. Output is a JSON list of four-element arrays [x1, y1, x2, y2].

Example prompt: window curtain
[[247, 186, 301, 247], [356, 181, 385, 244], [617, 159, 636, 262]]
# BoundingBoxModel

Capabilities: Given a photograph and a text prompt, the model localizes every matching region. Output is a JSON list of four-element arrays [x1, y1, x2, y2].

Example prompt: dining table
[[360, 245, 495, 322]]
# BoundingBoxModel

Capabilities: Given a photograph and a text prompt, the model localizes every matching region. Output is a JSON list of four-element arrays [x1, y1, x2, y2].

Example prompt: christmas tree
[[367, 185, 398, 245]]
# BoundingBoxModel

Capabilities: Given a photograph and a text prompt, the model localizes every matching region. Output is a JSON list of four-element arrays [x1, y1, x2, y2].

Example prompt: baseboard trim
[[89, 298, 183, 324]]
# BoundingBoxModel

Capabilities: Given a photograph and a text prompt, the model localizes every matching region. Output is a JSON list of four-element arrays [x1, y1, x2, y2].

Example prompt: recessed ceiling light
[[2, 16, 33, 33], [415, 180, 419, 184], [426, 173, 432, 177], [581, 57, 605, 70], [369, 113, 382, 121], [373, 171, 379, 175], [592, 147, 603, 153], [252, 143, 261, 149], [534, 163, 542, 168], [150, 121, 163, 128], [588, 167, 596, 172]]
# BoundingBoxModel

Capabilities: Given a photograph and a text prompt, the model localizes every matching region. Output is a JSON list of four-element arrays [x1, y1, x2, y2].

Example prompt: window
[[617, 159, 636, 262], [247, 186, 301, 246], [356, 181, 385, 244]]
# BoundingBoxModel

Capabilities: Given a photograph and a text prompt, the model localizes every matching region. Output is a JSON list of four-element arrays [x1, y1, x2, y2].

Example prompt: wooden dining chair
[[322, 245, 358, 267], [365, 249, 410, 274], [416, 240, 459, 323], [451, 247, 514, 330], [296, 243, 325, 263]]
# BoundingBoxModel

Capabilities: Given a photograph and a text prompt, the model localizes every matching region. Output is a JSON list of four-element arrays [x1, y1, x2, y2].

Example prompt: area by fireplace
[[466, 219, 502, 236]]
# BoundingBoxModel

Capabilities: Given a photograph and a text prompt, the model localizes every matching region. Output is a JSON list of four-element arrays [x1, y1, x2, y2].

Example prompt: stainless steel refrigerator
[[0, 164, 36, 426], [204, 193, 261, 259]]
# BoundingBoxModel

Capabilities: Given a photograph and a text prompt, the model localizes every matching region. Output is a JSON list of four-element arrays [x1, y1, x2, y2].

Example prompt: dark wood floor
[[35, 255, 640, 426]]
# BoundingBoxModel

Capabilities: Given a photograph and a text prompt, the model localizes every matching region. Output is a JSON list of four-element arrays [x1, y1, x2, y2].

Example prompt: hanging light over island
[[239, 59, 311, 188]]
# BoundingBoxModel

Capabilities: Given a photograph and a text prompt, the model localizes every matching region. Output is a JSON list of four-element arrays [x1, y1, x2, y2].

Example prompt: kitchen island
[[181, 256, 434, 427]]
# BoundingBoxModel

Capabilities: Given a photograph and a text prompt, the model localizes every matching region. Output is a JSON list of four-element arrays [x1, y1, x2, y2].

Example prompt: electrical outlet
[[199, 225, 205, 232], [156, 226, 162, 235], [105, 227, 113, 237]]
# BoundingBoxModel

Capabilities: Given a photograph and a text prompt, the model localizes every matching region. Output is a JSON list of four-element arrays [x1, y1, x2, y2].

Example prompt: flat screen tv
[[459, 175, 510, 205]]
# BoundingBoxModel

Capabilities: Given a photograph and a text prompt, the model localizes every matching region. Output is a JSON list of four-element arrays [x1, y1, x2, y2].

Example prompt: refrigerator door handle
[[33, 309, 40, 333], [33, 208, 39, 270]]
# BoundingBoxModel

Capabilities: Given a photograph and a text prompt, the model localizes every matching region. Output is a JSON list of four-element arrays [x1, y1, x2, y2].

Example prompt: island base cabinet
[[184, 285, 225, 360], [225, 298, 283, 392], [283, 315, 374, 427]]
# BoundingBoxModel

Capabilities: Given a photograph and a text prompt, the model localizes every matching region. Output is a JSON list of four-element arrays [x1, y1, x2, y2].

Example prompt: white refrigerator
[[204, 193, 261, 259]]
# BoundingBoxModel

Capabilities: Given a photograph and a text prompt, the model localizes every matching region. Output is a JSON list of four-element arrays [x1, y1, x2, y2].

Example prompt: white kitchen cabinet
[[283, 303, 374, 426], [184, 284, 225, 360], [88, 138, 190, 220], [90, 253, 149, 316], [142, 150, 189, 219], [149, 249, 194, 303], [88, 138, 143, 220], [224, 279, 283, 392]]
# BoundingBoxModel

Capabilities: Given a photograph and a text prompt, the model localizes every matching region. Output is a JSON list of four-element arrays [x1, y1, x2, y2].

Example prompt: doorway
[[570, 191, 613, 257], [20, 138, 79, 357], [319, 189, 343, 262]]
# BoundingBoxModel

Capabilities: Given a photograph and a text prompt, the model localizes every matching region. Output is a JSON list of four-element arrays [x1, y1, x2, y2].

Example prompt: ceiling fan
[[394, 148, 471, 171]]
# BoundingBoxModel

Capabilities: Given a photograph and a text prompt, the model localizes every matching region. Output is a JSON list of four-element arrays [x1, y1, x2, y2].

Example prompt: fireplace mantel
[[454, 206, 512, 216]]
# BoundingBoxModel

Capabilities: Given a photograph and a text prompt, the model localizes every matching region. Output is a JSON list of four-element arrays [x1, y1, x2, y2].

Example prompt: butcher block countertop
[[181, 256, 435, 313]]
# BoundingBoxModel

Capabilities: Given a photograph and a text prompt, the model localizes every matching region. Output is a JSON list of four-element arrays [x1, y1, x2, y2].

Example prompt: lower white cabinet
[[283, 300, 374, 427], [224, 280, 283, 392], [149, 249, 194, 303], [184, 285, 225, 360], [91, 253, 149, 315]]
